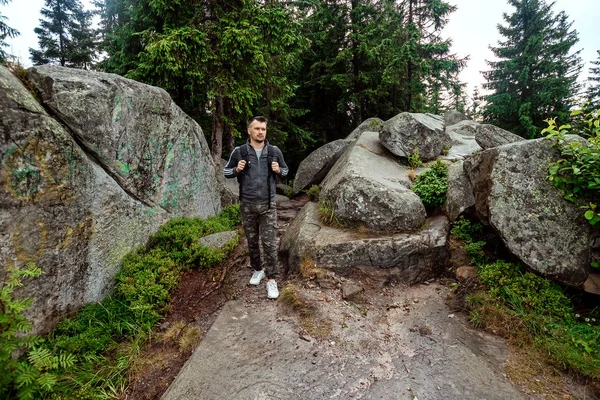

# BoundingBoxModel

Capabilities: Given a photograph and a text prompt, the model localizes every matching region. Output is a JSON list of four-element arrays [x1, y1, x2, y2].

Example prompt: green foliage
[[101, 0, 309, 164], [146, 208, 239, 270], [450, 216, 484, 242], [407, 149, 424, 168], [542, 107, 600, 234], [284, 187, 294, 199], [587, 50, 600, 109], [0, 262, 63, 400], [317, 200, 341, 227], [0, 0, 19, 63], [20, 205, 241, 398], [306, 185, 320, 202], [115, 249, 179, 324], [464, 241, 488, 267], [451, 216, 488, 266], [294, 0, 465, 144], [475, 260, 600, 378], [30, 0, 97, 68], [483, 0, 582, 138], [411, 159, 448, 208]]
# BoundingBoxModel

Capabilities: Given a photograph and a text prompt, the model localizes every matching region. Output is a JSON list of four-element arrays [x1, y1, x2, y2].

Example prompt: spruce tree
[[483, 0, 582, 138], [295, 0, 464, 142], [30, 0, 96, 68], [587, 50, 600, 109], [0, 0, 19, 63], [97, 0, 308, 166]]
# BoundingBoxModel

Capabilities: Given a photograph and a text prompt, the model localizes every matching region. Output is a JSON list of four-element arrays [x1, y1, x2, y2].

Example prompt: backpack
[[239, 143, 278, 207], [239, 143, 276, 166]]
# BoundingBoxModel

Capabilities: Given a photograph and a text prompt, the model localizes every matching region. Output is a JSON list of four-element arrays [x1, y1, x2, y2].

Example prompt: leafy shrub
[[411, 160, 448, 208], [24, 205, 242, 398], [475, 260, 600, 378], [407, 149, 424, 168], [543, 107, 600, 227], [451, 216, 484, 242], [115, 248, 179, 325], [147, 204, 240, 269], [306, 185, 320, 201], [0, 263, 74, 400], [465, 241, 487, 267]]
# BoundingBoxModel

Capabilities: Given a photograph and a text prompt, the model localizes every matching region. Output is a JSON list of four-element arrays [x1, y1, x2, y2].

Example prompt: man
[[223, 116, 288, 299]]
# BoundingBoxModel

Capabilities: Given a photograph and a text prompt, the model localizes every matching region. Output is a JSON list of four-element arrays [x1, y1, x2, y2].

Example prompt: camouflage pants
[[240, 202, 279, 278]]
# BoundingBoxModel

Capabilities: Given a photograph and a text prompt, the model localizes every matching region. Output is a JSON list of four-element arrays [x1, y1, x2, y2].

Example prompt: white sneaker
[[266, 280, 279, 299], [249, 270, 265, 286]]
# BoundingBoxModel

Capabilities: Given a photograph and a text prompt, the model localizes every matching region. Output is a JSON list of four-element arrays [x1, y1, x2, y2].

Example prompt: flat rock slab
[[162, 283, 526, 400], [280, 202, 448, 284]]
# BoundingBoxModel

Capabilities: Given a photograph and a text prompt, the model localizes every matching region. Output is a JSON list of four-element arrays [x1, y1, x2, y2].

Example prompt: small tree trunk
[[224, 98, 235, 153], [211, 96, 225, 169]]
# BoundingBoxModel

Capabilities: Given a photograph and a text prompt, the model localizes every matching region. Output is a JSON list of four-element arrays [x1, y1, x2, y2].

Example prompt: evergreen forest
[[0, 0, 595, 172]]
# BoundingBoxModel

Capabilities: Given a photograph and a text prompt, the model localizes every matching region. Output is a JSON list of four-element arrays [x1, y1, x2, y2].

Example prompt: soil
[[123, 195, 600, 400], [123, 195, 310, 400]]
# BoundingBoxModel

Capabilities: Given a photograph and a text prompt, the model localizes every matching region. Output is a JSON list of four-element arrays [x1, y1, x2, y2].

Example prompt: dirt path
[[124, 196, 310, 399], [125, 196, 595, 400]]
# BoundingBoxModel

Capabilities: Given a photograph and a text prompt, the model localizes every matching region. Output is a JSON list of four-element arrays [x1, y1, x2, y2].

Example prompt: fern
[[0, 262, 60, 399]]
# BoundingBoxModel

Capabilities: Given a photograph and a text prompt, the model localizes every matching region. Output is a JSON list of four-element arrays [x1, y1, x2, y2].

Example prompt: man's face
[[248, 120, 267, 143]]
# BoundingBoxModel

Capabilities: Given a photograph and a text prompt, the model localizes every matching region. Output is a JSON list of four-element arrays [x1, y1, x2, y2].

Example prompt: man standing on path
[[223, 116, 288, 299]]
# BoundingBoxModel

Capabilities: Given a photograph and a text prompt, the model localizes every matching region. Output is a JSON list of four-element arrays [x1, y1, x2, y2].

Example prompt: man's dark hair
[[248, 115, 268, 128]]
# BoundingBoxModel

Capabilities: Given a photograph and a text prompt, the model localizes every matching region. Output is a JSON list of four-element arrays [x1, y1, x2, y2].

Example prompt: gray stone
[[276, 183, 293, 196], [279, 202, 449, 284], [443, 160, 475, 221], [275, 194, 289, 203], [345, 117, 384, 142], [320, 131, 426, 232], [464, 137, 593, 286], [379, 112, 451, 161], [217, 174, 238, 206], [198, 231, 238, 250], [583, 273, 600, 295], [0, 65, 220, 334], [475, 124, 525, 149], [444, 110, 469, 126], [441, 120, 482, 161], [162, 286, 526, 400], [27, 65, 221, 217], [293, 139, 348, 194], [341, 282, 364, 300], [456, 266, 478, 281]]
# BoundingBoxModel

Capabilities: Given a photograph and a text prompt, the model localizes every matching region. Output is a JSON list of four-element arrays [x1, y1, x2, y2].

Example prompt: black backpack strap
[[237, 144, 250, 201], [266, 144, 277, 208], [240, 143, 250, 163]]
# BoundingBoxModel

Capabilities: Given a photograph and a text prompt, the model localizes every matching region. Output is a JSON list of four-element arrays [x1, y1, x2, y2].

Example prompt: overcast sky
[[3, 0, 599, 96]]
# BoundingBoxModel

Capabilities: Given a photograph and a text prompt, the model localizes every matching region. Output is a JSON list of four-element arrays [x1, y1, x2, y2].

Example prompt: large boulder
[[345, 117, 384, 142], [0, 65, 220, 334], [443, 160, 475, 222], [475, 124, 524, 149], [464, 137, 593, 286], [442, 120, 482, 161], [379, 112, 451, 161], [279, 202, 449, 283], [293, 139, 348, 194], [320, 131, 426, 232], [443, 110, 468, 127], [27, 65, 220, 216]]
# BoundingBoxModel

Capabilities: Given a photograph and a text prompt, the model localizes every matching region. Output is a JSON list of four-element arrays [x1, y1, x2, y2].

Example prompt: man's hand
[[271, 161, 280, 174], [236, 160, 247, 173]]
